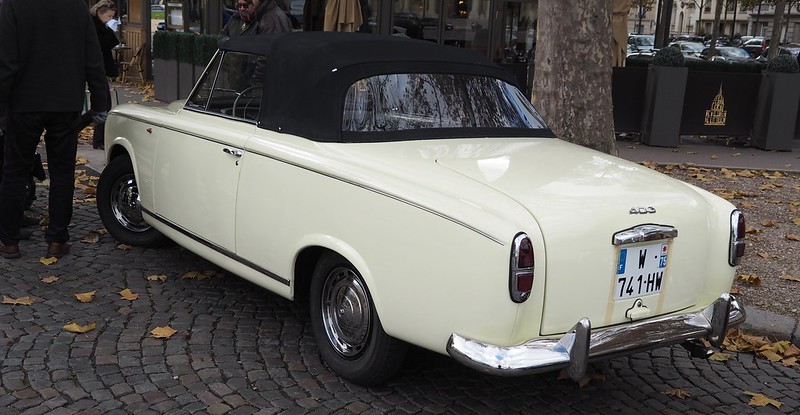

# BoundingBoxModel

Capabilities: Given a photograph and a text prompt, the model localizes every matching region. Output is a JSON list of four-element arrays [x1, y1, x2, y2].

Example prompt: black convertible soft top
[[218, 32, 536, 142]]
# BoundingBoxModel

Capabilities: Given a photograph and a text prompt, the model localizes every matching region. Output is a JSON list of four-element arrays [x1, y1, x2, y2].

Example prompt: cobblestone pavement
[[1, 169, 799, 415]]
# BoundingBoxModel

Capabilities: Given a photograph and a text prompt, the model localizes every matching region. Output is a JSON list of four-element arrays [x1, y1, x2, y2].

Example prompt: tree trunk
[[532, 0, 616, 155], [768, 0, 787, 59], [708, 0, 725, 57]]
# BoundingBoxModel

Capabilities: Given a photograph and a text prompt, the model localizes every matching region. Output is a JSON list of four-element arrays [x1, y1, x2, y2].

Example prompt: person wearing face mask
[[222, 0, 257, 37]]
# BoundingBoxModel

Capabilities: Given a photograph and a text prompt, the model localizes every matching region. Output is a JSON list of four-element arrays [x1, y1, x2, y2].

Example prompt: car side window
[[185, 51, 262, 122]]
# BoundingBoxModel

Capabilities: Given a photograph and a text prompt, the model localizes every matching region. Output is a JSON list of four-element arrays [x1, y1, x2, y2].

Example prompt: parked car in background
[[755, 44, 800, 63], [628, 34, 655, 54], [700, 46, 754, 63], [742, 37, 768, 57], [704, 37, 732, 47], [98, 32, 747, 386], [668, 41, 705, 57], [673, 34, 705, 43]]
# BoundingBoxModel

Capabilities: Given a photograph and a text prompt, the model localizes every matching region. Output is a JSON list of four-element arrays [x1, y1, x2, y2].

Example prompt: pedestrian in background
[[252, 0, 292, 34], [221, 0, 257, 37], [0, 0, 109, 259], [78, 0, 119, 150]]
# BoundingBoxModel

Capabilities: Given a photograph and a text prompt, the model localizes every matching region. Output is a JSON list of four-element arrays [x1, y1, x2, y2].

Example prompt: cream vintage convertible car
[[98, 32, 746, 385]]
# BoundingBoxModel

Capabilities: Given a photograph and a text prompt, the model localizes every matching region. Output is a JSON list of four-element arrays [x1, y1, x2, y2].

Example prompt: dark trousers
[[0, 112, 80, 245]]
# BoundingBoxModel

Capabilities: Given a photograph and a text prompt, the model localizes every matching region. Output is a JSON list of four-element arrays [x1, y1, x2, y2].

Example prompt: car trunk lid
[[432, 139, 717, 335]]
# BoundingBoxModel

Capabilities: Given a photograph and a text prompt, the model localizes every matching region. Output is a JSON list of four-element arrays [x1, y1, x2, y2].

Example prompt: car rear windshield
[[342, 74, 547, 133]]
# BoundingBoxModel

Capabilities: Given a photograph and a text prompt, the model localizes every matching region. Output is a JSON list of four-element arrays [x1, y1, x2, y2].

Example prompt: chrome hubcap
[[321, 266, 370, 357], [110, 174, 150, 233]]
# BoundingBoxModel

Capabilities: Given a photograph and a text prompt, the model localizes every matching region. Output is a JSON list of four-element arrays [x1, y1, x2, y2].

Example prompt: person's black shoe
[[0, 241, 21, 259], [47, 242, 71, 258]]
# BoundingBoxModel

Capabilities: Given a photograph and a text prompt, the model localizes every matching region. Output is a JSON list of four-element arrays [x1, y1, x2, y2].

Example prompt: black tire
[[96, 155, 167, 247], [310, 253, 408, 386]]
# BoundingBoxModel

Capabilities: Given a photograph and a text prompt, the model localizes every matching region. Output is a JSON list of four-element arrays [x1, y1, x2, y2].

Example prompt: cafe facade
[[116, 0, 539, 94]]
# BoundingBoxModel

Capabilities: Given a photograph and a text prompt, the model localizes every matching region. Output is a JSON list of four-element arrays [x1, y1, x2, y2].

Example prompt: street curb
[[739, 306, 800, 346]]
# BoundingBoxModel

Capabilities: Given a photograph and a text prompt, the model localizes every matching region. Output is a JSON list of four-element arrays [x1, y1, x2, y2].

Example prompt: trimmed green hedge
[[153, 31, 221, 65], [175, 33, 195, 64], [194, 34, 222, 66], [626, 54, 764, 73], [152, 30, 177, 60]]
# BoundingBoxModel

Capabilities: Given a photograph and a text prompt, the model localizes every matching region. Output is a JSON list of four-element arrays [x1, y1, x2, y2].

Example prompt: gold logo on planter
[[704, 85, 727, 126]]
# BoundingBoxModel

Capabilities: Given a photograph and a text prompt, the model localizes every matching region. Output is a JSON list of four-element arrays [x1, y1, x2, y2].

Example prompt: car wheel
[[97, 155, 167, 247], [310, 253, 407, 386]]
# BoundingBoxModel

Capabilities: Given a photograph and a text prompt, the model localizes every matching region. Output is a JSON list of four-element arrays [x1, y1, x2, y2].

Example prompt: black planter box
[[752, 72, 800, 151], [640, 66, 688, 147], [153, 58, 179, 103], [178, 61, 194, 100]]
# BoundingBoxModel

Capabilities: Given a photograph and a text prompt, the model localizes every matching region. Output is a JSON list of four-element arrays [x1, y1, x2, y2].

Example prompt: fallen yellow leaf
[[75, 290, 97, 303], [117, 244, 131, 250], [744, 392, 782, 408], [758, 350, 783, 362], [2, 295, 36, 306], [793, 218, 800, 226], [40, 276, 59, 284], [709, 352, 733, 361], [783, 356, 797, 367], [738, 274, 761, 286], [729, 287, 741, 295], [81, 233, 100, 244], [756, 252, 771, 259], [760, 220, 776, 227], [151, 326, 177, 339], [63, 321, 96, 334], [146, 274, 167, 282], [662, 388, 691, 399], [710, 154, 718, 160], [787, 234, 800, 242], [784, 344, 800, 358], [780, 275, 800, 282], [39, 257, 58, 265], [119, 288, 139, 301]]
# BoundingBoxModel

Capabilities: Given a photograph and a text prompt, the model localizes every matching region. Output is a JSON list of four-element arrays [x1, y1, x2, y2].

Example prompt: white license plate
[[614, 242, 668, 300]]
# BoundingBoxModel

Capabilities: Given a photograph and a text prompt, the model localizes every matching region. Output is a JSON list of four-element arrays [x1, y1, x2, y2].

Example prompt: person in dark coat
[[0, 0, 109, 259], [252, 0, 292, 34], [81, 0, 119, 150], [221, 0, 257, 37]]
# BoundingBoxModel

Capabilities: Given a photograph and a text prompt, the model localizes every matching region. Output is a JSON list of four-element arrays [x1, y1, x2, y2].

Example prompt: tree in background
[[532, 1, 616, 154], [706, 0, 725, 57], [631, 0, 657, 33], [767, 0, 787, 57]]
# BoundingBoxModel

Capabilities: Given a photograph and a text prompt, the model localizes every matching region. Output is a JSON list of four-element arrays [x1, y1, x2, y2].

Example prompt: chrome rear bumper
[[446, 294, 745, 381]]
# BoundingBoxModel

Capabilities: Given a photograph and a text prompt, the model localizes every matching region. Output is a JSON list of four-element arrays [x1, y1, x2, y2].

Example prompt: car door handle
[[223, 148, 243, 157]]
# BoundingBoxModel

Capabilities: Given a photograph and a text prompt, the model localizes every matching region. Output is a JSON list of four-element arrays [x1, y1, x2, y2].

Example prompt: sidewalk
[[78, 83, 800, 346]]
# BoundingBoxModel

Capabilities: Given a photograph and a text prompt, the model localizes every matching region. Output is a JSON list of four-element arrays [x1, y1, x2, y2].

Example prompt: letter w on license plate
[[614, 242, 668, 300]]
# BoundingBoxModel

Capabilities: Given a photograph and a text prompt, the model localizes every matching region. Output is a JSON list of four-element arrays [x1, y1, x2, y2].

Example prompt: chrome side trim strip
[[111, 112, 505, 246], [142, 207, 290, 286], [447, 294, 745, 380], [112, 112, 253, 146], [612, 224, 678, 246], [241, 150, 506, 246]]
